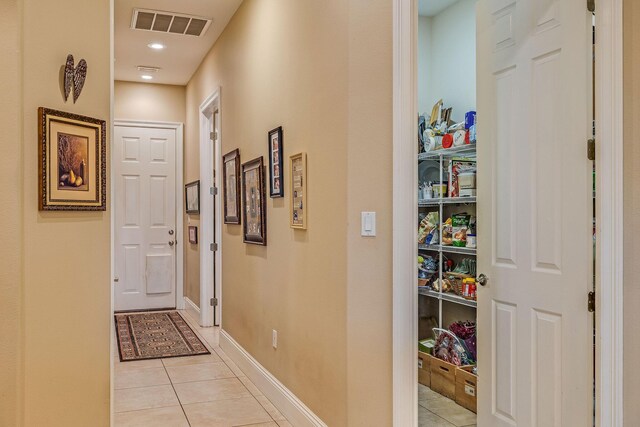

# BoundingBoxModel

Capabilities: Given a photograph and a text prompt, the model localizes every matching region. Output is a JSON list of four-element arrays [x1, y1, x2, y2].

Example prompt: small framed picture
[[188, 226, 198, 244], [223, 149, 241, 224], [185, 180, 200, 214], [268, 126, 284, 198], [242, 157, 267, 245], [38, 107, 107, 211], [289, 152, 307, 229]]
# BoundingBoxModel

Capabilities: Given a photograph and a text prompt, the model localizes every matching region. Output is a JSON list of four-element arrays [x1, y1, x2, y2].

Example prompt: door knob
[[168, 241, 175, 247], [477, 274, 488, 286], [169, 230, 174, 235]]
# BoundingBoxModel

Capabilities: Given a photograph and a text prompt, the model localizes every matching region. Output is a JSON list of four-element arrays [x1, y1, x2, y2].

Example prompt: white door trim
[[390, 0, 624, 426], [595, 0, 624, 425], [113, 119, 185, 311], [392, 0, 418, 425], [199, 88, 222, 328]]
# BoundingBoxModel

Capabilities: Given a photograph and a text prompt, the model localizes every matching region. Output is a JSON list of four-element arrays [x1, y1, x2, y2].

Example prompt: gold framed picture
[[289, 152, 307, 229], [38, 107, 106, 211]]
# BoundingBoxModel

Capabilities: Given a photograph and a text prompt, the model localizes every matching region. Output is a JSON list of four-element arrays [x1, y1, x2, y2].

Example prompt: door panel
[[477, 0, 593, 425], [114, 125, 177, 311]]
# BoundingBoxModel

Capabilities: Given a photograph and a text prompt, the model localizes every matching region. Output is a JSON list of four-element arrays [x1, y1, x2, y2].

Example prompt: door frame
[[390, 0, 624, 426], [112, 119, 185, 311], [199, 88, 223, 328], [595, 0, 624, 425]]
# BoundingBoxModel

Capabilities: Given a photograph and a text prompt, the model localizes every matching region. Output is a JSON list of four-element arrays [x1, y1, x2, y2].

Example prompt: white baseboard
[[220, 330, 327, 427], [184, 296, 200, 325]]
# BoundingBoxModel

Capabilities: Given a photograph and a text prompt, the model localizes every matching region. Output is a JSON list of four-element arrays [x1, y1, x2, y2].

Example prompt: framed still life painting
[[268, 126, 284, 198], [223, 149, 241, 224], [38, 107, 106, 211], [289, 152, 307, 229], [242, 157, 267, 245]]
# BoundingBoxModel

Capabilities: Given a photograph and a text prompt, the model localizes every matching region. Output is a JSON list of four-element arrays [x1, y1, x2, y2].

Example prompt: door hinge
[[209, 186, 218, 196], [210, 131, 217, 141], [588, 291, 596, 312], [210, 243, 218, 252], [210, 297, 218, 307], [587, 0, 595, 13], [587, 139, 596, 161]]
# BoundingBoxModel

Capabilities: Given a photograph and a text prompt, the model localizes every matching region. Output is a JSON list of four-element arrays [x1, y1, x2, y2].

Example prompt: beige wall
[[0, 0, 112, 425], [186, 1, 392, 425], [113, 81, 199, 305], [114, 81, 186, 123], [624, 0, 640, 421], [0, 0, 23, 425], [346, 1, 393, 423]]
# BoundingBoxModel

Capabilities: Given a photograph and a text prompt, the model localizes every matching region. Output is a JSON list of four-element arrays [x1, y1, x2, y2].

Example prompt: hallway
[[114, 310, 291, 427]]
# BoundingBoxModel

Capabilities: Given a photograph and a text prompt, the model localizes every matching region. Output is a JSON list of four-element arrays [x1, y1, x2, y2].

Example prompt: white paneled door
[[477, 0, 593, 426], [114, 125, 177, 311]]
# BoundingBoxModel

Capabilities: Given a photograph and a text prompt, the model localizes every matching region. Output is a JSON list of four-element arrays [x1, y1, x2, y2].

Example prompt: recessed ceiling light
[[141, 75, 154, 80], [148, 42, 165, 50]]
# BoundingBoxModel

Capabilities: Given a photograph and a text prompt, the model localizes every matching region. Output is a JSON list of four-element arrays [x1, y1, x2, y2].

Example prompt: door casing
[[199, 89, 223, 328], [390, 0, 624, 426]]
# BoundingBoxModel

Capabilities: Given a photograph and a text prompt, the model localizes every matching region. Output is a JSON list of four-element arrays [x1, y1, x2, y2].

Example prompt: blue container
[[465, 111, 476, 130]]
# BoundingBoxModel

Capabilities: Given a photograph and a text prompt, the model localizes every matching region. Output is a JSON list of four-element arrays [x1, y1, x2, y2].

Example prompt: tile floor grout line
[[166, 310, 288, 425], [163, 358, 192, 427]]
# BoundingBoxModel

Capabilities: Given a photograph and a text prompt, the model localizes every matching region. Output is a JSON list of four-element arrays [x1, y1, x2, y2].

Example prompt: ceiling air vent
[[131, 8, 212, 37]]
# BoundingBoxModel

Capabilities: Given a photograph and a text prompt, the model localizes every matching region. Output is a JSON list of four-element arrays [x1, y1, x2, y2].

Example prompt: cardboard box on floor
[[430, 357, 457, 400], [455, 365, 478, 413], [417, 351, 432, 387]]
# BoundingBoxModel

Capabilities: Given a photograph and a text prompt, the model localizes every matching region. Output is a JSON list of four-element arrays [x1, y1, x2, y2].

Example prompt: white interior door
[[476, 0, 593, 425], [114, 125, 177, 311]]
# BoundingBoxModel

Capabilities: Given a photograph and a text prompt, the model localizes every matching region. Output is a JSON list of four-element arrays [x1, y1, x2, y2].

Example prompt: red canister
[[442, 133, 453, 149]]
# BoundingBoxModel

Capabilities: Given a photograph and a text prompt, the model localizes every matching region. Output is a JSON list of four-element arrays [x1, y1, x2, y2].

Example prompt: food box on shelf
[[430, 356, 457, 399], [455, 365, 478, 413], [417, 351, 432, 387]]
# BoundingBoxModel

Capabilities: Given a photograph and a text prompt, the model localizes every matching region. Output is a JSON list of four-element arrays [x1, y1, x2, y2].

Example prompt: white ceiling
[[115, 0, 243, 85], [418, 0, 460, 16]]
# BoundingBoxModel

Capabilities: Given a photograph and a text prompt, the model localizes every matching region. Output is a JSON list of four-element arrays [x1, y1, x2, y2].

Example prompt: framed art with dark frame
[[268, 126, 284, 198], [188, 226, 198, 244], [242, 157, 267, 245], [223, 149, 241, 224], [185, 180, 200, 214], [38, 107, 106, 211]]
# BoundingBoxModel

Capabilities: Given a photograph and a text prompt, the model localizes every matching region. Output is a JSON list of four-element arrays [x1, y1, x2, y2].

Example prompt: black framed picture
[[185, 180, 200, 214], [268, 126, 284, 198], [223, 149, 241, 224], [242, 157, 267, 245], [188, 226, 198, 244]]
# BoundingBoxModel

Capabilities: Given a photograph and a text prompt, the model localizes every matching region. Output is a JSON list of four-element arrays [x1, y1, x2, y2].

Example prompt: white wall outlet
[[272, 329, 278, 349], [361, 212, 376, 237]]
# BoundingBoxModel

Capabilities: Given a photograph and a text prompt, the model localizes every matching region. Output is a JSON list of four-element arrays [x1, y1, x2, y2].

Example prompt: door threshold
[[114, 307, 177, 314]]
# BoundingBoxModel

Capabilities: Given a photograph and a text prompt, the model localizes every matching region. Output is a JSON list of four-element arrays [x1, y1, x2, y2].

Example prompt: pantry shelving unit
[[418, 143, 477, 335]]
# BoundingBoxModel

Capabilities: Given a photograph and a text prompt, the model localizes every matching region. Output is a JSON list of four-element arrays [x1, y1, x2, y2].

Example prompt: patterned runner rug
[[115, 311, 210, 362]]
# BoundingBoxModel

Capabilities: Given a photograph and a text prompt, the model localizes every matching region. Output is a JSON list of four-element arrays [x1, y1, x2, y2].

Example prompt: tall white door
[[476, 0, 593, 425], [114, 125, 177, 311]]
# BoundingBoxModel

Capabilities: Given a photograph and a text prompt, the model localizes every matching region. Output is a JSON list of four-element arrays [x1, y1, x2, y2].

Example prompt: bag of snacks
[[418, 211, 439, 244], [452, 213, 471, 247], [441, 217, 453, 246]]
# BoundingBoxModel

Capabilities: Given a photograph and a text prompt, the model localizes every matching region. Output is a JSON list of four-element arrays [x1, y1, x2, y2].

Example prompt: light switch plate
[[361, 212, 376, 237]]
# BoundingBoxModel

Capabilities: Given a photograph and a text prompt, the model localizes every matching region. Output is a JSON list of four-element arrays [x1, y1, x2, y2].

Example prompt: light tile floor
[[418, 384, 476, 427], [114, 309, 291, 427]]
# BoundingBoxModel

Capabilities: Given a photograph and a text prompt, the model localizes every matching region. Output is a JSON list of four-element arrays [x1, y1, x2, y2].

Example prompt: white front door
[[114, 125, 177, 311], [477, 0, 593, 425]]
